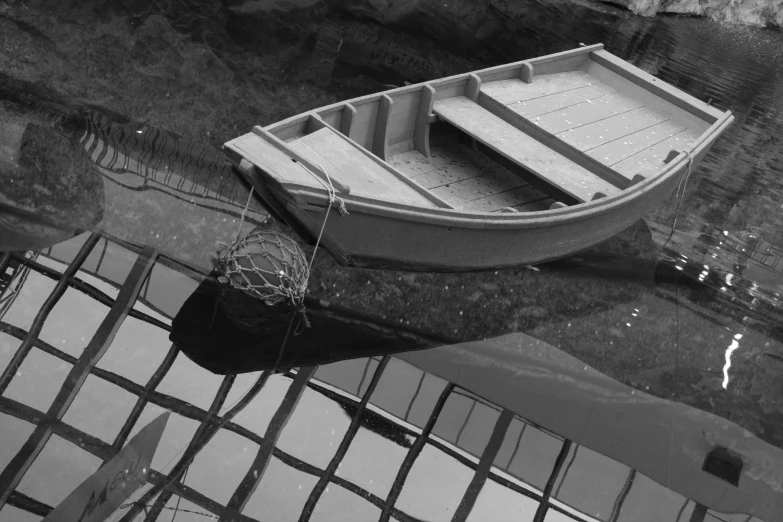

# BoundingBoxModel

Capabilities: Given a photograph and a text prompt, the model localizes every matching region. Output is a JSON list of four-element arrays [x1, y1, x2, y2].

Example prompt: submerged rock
[[0, 123, 104, 251]]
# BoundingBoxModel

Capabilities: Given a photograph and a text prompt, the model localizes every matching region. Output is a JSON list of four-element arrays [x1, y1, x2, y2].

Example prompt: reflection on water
[[1, 232, 780, 522], [1, 0, 783, 521]]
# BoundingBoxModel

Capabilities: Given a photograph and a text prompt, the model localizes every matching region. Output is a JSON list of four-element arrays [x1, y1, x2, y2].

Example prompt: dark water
[[1, 1, 782, 521]]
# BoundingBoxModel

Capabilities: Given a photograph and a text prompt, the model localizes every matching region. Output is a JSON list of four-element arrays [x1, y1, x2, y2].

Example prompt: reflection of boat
[[225, 44, 732, 271], [170, 272, 439, 374]]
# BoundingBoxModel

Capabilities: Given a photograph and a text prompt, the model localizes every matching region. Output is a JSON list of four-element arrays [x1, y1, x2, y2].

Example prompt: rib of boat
[[224, 44, 733, 271]]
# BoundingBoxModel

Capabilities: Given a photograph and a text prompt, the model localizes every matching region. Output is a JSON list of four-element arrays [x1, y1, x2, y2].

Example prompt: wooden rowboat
[[224, 44, 733, 271]]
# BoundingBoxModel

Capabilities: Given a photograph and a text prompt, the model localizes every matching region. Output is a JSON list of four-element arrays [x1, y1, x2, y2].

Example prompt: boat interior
[[227, 47, 719, 214]]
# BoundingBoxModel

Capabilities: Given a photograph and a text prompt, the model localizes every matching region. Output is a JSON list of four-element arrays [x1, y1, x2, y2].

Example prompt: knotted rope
[[216, 161, 348, 335]]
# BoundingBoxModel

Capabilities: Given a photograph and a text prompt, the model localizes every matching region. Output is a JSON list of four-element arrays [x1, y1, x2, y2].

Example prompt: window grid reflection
[[0, 233, 762, 522]]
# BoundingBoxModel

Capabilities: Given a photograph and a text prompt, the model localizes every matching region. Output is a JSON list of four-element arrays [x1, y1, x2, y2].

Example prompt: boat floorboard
[[433, 97, 622, 202], [481, 66, 708, 179], [390, 145, 552, 212]]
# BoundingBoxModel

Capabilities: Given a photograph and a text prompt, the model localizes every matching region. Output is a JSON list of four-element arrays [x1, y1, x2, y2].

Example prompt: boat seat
[[287, 126, 452, 208], [432, 97, 623, 203]]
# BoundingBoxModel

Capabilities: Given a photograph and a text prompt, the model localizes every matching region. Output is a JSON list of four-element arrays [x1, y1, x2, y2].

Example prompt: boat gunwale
[[232, 111, 733, 228]]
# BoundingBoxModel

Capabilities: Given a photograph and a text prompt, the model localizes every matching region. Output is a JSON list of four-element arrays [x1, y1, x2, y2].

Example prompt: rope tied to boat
[[296, 160, 350, 217], [214, 161, 350, 336], [670, 150, 694, 234]]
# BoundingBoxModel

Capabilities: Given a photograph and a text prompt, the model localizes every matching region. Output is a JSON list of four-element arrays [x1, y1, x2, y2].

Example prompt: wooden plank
[[508, 82, 616, 118], [583, 60, 712, 136], [520, 62, 533, 83], [340, 103, 356, 137], [434, 96, 623, 202], [514, 198, 557, 212], [290, 127, 446, 207], [373, 94, 393, 160], [474, 43, 603, 84], [306, 116, 454, 208], [586, 119, 687, 166], [461, 185, 549, 213], [430, 170, 528, 205], [480, 71, 598, 105], [414, 84, 436, 158], [466, 74, 481, 102], [350, 99, 380, 150], [529, 53, 591, 76], [388, 149, 439, 178], [249, 126, 352, 194], [557, 106, 669, 151], [535, 91, 645, 135], [612, 128, 701, 179], [590, 49, 722, 123], [386, 91, 420, 146], [318, 108, 342, 130]]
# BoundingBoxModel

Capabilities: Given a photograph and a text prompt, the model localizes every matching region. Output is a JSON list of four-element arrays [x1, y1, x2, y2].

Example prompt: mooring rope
[[668, 150, 694, 238], [295, 160, 349, 272]]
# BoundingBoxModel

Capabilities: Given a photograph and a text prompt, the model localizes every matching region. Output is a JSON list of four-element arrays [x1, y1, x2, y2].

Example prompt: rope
[[216, 159, 350, 336], [667, 151, 694, 239], [235, 186, 255, 239]]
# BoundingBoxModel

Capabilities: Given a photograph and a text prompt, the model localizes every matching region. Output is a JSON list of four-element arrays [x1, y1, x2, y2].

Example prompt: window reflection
[[336, 426, 408, 498], [276, 387, 351, 468], [3, 348, 71, 412], [96, 315, 172, 385], [62, 374, 137, 443], [310, 484, 381, 522], [38, 287, 110, 358], [553, 445, 632, 521], [465, 479, 539, 522], [395, 444, 473, 522], [0, 230, 770, 522], [242, 457, 318, 521], [1, 271, 57, 331], [15, 434, 103, 506], [0, 414, 35, 472], [0, 331, 21, 375]]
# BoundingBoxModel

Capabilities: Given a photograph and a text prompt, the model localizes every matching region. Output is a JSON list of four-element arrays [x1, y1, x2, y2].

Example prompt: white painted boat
[[224, 44, 733, 271]]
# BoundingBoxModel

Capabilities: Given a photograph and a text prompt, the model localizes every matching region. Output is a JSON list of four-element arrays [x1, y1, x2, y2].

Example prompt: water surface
[[0, 1, 782, 521]]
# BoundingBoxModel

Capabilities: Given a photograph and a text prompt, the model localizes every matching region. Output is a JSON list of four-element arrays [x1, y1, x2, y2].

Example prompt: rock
[[0, 123, 104, 251], [606, 0, 782, 28]]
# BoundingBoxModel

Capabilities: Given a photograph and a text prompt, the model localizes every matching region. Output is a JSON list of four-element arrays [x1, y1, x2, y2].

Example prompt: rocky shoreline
[[608, 0, 782, 29], [227, 0, 782, 29]]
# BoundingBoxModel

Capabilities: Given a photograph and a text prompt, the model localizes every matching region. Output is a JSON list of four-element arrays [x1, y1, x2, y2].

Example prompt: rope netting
[[215, 229, 310, 334], [214, 160, 348, 335]]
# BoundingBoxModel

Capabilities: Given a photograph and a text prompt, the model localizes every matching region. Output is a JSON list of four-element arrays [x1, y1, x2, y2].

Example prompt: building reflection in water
[[0, 231, 778, 522]]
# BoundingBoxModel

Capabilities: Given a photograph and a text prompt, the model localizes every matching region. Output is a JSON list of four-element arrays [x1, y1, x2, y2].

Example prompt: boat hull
[[227, 44, 733, 272], [264, 154, 687, 271]]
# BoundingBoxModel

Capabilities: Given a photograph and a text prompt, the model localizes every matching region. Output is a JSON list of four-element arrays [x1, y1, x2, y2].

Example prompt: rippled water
[[1, 1, 782, 521]]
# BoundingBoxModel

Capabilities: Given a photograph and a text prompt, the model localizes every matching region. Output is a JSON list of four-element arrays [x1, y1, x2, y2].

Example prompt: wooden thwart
[[433, 96, 622, 202]]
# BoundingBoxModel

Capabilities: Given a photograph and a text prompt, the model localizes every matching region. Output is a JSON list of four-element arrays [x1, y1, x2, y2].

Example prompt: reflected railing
[[78, 109, 266, 227], [0, 232, 766, 522]]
